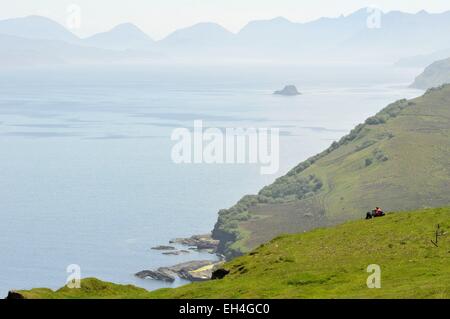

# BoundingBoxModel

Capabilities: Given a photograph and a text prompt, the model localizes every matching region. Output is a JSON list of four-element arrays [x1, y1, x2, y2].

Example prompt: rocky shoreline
[[135, 259, 224, 282], [137, 234, 224, 282], [169, 234, 220, 250]]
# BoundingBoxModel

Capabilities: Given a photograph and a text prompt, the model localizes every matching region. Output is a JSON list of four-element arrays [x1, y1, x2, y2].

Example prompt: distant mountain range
[[0, 15, 79, 43], [1, 9, 450, 66], [83, 23, 155, 51]]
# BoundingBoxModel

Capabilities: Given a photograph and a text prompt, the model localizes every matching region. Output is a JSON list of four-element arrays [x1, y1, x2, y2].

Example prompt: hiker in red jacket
[[374, 207, 385, 217], [366, 207, 386, 219]]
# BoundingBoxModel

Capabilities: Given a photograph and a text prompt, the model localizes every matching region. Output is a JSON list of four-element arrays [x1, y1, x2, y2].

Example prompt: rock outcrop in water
[[135, 269, 176, 282], [169, 234, 219, 251], [138, 234, 222, 282], [273, 85, 301, 96], [135, 260, 223, 282], [151, 245, 176, 251], [162, 250, 190, 255]]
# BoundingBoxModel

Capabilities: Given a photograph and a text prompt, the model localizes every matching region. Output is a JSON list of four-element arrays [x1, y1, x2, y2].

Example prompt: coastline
[[136, 234, 224, 283]]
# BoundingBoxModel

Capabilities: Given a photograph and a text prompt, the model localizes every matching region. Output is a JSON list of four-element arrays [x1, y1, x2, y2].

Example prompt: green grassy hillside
[[213, 84, 450, 258], [12, 207, 450, 299], [412, 58, 450, 89]]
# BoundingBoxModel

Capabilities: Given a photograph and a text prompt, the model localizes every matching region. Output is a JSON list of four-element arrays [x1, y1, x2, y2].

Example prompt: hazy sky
[[1, 0, 449, 39]]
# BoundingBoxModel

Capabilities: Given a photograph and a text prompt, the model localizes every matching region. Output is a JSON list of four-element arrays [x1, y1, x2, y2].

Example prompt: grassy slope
[[412, 58, 450, 89], [14, 278, 151, 299], [16, 208, 450, 299], [213, 84, 450, 258]]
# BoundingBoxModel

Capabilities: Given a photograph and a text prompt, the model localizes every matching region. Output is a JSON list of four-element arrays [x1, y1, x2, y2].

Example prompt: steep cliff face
[[213, 84, 450, 259]]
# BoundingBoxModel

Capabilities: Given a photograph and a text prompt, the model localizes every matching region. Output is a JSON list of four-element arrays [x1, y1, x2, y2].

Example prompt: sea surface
[[0, 64, 423, 296]]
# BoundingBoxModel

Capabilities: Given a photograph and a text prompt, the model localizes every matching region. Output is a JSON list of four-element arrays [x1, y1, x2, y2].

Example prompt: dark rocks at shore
[[135, 270, 176, 282], [169, 234, 219, 251], [274, 85, 301, 96], [162, 251, 180, 256], [151, 245, 176, 251], [138, 234, 222, 282], [135, 260, 223, 282], [162, 250, 190, 256]]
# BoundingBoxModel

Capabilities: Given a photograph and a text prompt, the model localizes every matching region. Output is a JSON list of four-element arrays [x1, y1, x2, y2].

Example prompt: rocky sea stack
[[274, 85, 301, 96]]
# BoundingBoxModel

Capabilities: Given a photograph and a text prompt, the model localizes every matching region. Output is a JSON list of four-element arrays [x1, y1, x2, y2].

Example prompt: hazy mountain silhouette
[[154, 8, 450, 62], [339, 10, 450, 60], [2, 9, 450, 65], [234, 10, 369, 59], [0, 33, 156, 67], [396, 48, 450, 68], [0, 15, 79, 43], [83, 23, 155, 51], [158, 22, 235, 58]]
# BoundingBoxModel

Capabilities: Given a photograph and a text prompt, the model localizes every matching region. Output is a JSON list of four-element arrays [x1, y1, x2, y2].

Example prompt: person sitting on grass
[[366, 207, 385, 219]]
